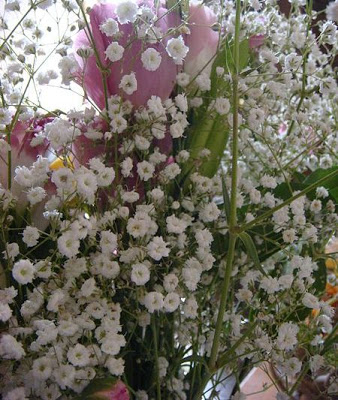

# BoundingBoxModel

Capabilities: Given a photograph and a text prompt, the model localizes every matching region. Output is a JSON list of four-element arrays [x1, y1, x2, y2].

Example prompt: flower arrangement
[[0, 0, 337, 399]]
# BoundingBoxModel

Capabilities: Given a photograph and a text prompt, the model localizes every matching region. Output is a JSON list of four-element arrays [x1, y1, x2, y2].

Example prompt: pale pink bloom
[[184, 3, 219, 78], [73, 1, 180, 109], [249, 34, 265, 49]]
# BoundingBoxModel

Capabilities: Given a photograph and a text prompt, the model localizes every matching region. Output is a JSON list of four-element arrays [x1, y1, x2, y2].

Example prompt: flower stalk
[[196, 0, 242, 397]]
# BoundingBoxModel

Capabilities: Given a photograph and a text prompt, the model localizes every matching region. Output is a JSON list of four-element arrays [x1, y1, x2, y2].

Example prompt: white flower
[[310, 354, 325, 374], [111, 114, 128, 133], [316, 186, 329, 198], [12, 259, 35, 285], [282, 228, 297, 243], [51, 168, 75, 190], [166, 36, 189, 65], [14, 166, 34, 187], [127, 217, 148, 238], [183, 297, 198, 319], [67, 343, 90, 367], [302, 292, 319, 309], [199, 202, 221, 223], [3, 242, 19, 260], [106, 357, 125, 376], [100, 18, 119, 36], [3, 388, 28, 400], [166, 215, 188, 234], [260, 175, 277, 189], [175, 94, 188, 112], [214, 97, 230, 115], [147, 95, 166, 116], [131, 263, 150, 285], [76, 168, 98, 204], [141, 48, 162, 71], [58, 320, 79, 337], [236, 289, 253, 302], [282, 357, 302, 377], [162, 163, 181, 180], [116, 1, 138, 24], [121, 157, 134, 177], [22, 226, 40, 247], [310, 199, 322, 213], [0, 334, 25, 360], [151, 188, 164, 202], [105, 42, 124, 62], [285, 53, 302, 71], [119, 72, 137, 95], [101, 333, 126, 355], [195, 228, 213, 248], [100, 230, 118, 254], [137, 160, 155, 181], [58, 231, 80, 258], [27, 186, 46, 205], [122, 190, 140, 203], [260, 276, 279, 294], [136, 390, 149, 400], [170, 121, 184, 138], [163, 273, 179, 293], [81, 277, 97, 297], [147, 236, 170, 260], [135, 135, 150, 151], [276, 322, 299, 351], [144, 291, 164, 313], [32, 356, 53, 380], [0, 303, 12, 322], [195, 73, 211, 91], [182, 266, 201, 291], [163, 292, 180, 312], [326, 0, 338, 22]]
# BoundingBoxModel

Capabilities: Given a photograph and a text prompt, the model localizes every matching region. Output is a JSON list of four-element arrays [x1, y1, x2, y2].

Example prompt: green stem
[[196, 1, 242, 397], [152, 316, 161, 400]]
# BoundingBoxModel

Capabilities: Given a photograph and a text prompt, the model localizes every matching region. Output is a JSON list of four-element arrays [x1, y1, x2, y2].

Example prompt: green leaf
[[304, 167, 338, 202], [198, 115, 230, 177], [239, 232, 267, 276]]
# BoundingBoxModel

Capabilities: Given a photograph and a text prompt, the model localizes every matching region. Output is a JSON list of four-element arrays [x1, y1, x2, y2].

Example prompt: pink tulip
[[79, 378, 129, 400], [0, 118, 50, 197], [249, 34, 265, 49], [94, 380, 129, 400], [73, 1, 180, 109], [184, 3, 219, 78]]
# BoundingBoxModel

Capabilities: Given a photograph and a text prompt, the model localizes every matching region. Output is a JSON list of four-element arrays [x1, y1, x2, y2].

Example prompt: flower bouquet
[[0, 0, 337, 399]]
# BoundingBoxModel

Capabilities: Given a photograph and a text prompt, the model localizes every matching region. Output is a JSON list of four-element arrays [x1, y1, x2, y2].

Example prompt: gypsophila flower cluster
[[0, 0, 337, 399]]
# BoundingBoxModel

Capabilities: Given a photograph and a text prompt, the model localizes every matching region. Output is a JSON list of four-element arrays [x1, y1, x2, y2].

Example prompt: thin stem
[[152, 316, 161, 400], [200, 0, 242, 394]]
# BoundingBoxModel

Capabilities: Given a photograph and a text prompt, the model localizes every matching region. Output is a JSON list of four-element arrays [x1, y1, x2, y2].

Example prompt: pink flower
[[95, 381, 129, 400], [184, 3, 219, 78], [73, 1, 180, 109], [0, 118, 50, 196], [79, 378, 129, 400], [249, 34, 265, 49]]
